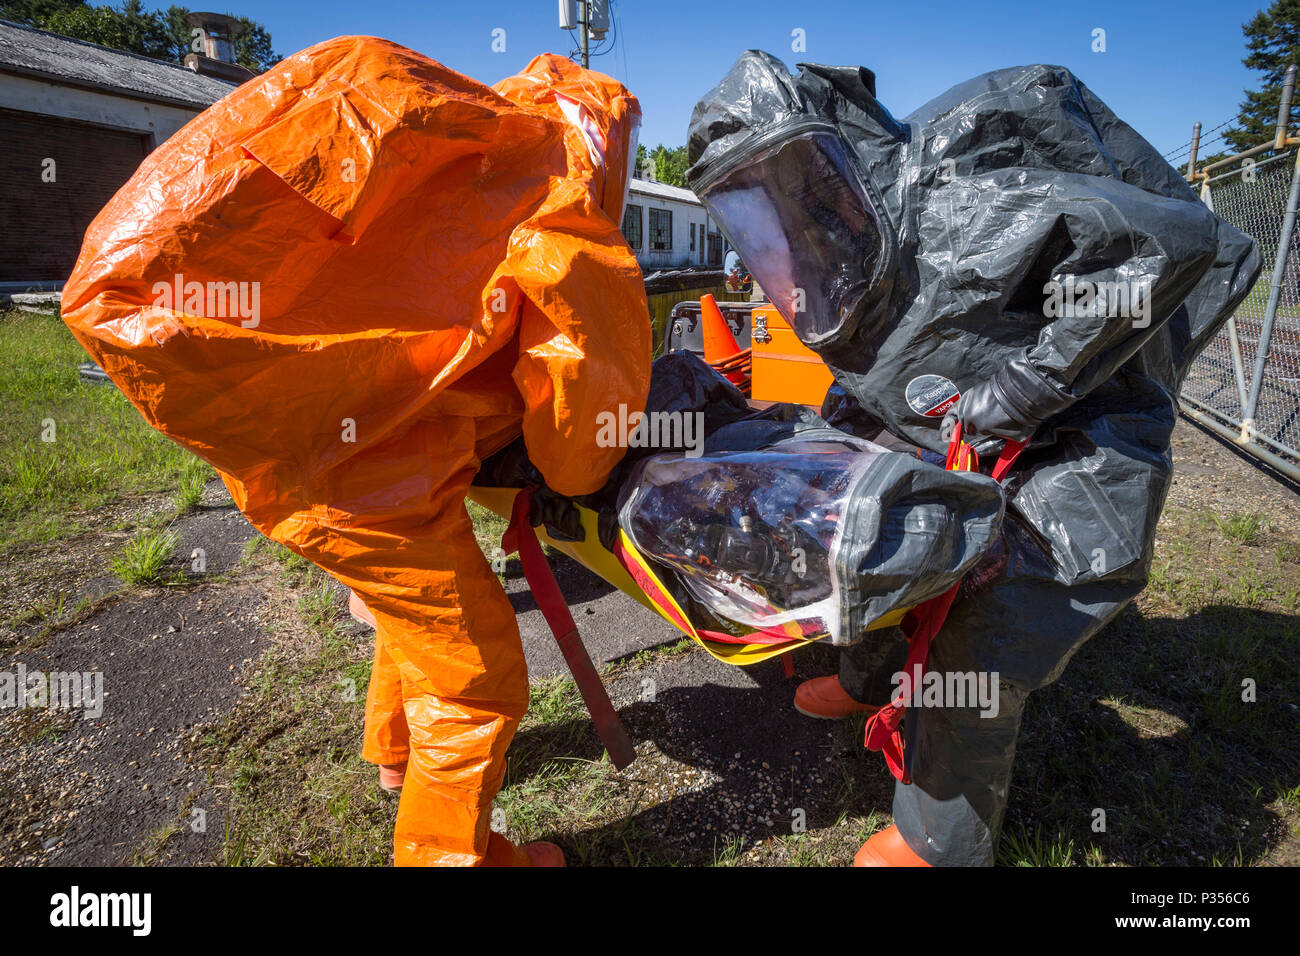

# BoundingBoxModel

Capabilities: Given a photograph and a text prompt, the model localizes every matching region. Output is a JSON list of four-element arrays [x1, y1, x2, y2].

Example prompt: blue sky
[[164, 0, 1274, 163]]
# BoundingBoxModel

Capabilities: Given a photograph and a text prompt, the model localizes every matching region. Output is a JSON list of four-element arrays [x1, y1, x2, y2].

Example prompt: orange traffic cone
[[700, 294, 747, 386]]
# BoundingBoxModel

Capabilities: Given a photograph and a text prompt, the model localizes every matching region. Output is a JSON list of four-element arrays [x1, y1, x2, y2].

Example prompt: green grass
[[998, 824, 1078, 867], [3, 588, 104, 642], [467, 499, 511, 572], [297, 573, 342, 631], [0, 309, 213, 554], [110, 527, 181, 585], [172, 460, 211, 513], [1231, 280, 1300, 322], [526, 675, 587, 726], [1215, 512, 1267, 546], [270, 540, 315, 582]]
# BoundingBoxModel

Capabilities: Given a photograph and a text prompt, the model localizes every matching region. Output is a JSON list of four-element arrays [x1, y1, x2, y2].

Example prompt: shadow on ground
[[503, 601, 1299, 867]]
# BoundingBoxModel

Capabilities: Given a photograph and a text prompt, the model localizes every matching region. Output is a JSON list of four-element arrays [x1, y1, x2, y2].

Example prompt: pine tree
[[1226, 0, 1300, 152]]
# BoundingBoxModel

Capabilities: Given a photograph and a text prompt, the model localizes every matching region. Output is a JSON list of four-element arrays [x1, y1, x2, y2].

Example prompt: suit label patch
[[905, 374, 960, 418]]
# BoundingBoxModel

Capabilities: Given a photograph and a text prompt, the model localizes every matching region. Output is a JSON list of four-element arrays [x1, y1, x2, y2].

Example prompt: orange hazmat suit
[[61, 36, 650, 865]]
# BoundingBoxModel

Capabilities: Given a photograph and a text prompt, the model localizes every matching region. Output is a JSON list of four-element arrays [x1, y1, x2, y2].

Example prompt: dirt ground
[[2, 417, 1298, 866], [0, 482, 266, 864]]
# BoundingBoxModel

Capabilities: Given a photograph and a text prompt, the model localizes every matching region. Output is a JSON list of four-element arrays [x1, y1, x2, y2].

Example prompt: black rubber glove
[[942, 349, 1075, 443]]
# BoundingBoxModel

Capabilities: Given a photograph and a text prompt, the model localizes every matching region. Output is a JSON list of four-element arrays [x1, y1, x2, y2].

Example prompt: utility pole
[[561, 1, 607, 68], [580, 0, 589, 68]]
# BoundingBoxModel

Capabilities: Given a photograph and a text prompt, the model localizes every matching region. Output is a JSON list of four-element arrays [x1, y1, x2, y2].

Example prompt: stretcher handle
[[504, 488, 637, 771]]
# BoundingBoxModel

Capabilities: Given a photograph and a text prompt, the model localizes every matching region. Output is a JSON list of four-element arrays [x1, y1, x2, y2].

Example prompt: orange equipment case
[[749, 304, 835, 406]]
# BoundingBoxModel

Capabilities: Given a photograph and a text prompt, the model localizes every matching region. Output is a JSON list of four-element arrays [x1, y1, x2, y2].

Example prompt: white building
[[621, 177, 726, 272]]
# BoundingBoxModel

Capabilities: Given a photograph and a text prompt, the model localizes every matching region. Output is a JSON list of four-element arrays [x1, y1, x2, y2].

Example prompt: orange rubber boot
[[854, 825, 932, 867], [793, 676, 881, 719], [476, 833, 565, 867], [521, 841, 566, 867], [378, 763, 407, 793], [349, 590, 377, 628]]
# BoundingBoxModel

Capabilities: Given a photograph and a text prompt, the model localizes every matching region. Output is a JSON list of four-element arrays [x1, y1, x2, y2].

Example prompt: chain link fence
[[1179, 148, 1300, 481]]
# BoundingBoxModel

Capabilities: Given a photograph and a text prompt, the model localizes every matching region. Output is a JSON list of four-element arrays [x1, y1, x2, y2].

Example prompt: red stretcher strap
[[504, 488, 636, 770], [990, 434, 1027, 483], [863, 584, 961, 782], [863, 426, 1027, 783]]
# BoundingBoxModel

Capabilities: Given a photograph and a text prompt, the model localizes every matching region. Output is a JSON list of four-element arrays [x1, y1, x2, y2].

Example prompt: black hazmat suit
[[686, 53, 1261, 865]]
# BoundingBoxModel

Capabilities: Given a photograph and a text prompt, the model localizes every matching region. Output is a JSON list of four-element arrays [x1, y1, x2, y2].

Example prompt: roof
[[0, 19, 238, 110], [628, 177, 702, 206]]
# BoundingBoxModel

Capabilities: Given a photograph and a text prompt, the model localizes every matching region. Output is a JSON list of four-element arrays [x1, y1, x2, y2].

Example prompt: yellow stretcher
[[472, 426, 1014, 776], [468, 485, 908, 666]]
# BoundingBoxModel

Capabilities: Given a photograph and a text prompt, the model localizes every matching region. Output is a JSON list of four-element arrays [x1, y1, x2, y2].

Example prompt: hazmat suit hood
[[688, 53, 1261, 453], [687, 50, 909, 357], [494, 53, 642, 224]]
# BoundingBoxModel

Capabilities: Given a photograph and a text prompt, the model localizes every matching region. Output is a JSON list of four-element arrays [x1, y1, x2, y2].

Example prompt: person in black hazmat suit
[[686, 53, 1261, 866]]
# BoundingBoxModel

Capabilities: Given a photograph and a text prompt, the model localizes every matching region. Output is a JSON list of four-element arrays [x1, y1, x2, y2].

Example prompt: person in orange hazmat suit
[[60, 36, 651, 866], [356, 52, 650, 809]]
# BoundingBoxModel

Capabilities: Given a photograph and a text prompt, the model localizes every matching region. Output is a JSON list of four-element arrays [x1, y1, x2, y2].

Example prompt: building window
[[622, 204, 642, 250], [689, 223, 696, 251], [650, 207, 672, 251]]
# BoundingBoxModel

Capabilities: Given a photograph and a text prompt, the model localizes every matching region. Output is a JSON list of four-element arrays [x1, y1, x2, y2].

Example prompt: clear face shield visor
[[698, 130, 885, 348]]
